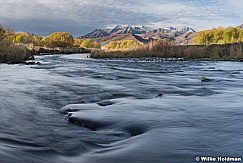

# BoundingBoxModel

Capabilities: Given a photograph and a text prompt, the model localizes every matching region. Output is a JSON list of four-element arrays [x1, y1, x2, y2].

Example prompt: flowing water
[[0, 54, 243, 163]]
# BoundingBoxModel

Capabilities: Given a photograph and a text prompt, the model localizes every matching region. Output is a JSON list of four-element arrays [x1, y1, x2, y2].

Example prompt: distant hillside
[[81, 29, 110, 39], [175, 32, 197, 45], [79, 25, 196, 46], [94, 33, 150, 47]]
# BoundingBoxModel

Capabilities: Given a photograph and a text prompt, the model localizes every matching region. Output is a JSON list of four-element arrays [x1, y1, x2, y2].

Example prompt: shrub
[[80, 39, 101, 49], [0, 42, 29, 63], [73, 38, 83, 47]]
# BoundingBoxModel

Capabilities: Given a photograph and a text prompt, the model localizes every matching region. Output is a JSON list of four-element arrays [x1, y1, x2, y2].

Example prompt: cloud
[[0, 0, 242, 36]]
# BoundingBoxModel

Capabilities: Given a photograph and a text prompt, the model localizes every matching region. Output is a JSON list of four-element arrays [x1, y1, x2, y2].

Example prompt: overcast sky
[[1, 0, 243, 36]]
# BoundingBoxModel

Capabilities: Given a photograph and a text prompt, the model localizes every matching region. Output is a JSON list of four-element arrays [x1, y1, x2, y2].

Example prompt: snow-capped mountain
[[79, 25, 196, 39]]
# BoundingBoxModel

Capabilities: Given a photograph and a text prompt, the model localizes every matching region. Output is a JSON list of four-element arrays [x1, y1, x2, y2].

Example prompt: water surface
[[0, 54, 243, 163]]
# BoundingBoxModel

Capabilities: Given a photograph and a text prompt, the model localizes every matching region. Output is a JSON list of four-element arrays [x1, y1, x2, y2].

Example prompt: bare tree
[[0, 25, 13, 41]]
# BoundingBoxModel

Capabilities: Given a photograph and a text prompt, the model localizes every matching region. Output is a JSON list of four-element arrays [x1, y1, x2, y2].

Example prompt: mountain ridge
[[79, 25, 196, 39]]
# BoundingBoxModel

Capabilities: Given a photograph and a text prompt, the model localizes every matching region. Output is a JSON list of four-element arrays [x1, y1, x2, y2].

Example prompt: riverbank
[[27, 45, 91, 55], [0, 43, 91, 64], [91, 42, 243, 61]]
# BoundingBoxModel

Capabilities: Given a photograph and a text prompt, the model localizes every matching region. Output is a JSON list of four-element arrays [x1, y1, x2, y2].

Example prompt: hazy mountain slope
[[175, 32, 197, 45], [81, 29, 110, 39], [94, 34, 150, 47]]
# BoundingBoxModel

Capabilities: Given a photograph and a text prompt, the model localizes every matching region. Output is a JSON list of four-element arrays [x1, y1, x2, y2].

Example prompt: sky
[[0, 0, 243, 36]]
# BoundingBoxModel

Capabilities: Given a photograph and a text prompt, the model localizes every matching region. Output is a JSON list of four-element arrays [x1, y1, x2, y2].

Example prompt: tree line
[[193, 26, 243, 45], [5, 31, 101, 49]]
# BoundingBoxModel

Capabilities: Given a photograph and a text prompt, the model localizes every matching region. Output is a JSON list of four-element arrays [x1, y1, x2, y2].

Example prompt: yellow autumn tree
[[43, 32, 74, 47], [80, 39, 101, 49], [105, 40, 140, 50], [193, 26, 243, 45], [13, 32, 34, 44]]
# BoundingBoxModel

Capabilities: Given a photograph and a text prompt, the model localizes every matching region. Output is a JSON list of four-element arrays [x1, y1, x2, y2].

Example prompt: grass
[[0, 42, 29, 63], [91, 42, 243, 61]]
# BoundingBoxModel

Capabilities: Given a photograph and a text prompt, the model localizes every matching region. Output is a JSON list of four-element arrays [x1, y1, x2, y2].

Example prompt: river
[[0, 54, 243, 163]]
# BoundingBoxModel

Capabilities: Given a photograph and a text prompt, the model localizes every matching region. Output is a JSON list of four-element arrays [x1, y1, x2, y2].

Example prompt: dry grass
[[0, 42, 29, 63], [91, 41, 243, 60]]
